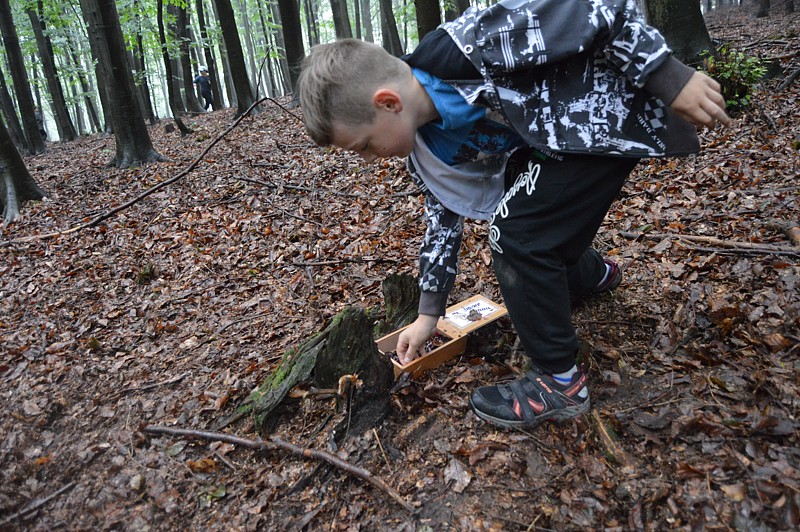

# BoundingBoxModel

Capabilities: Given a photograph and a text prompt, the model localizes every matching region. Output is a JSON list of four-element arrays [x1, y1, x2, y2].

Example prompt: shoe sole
[[469, 396, 591, 430]]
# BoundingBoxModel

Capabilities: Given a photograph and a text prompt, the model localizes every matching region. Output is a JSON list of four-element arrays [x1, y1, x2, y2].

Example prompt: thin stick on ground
[[0, 481, 77, 526], [619, 231, 800, 257], [143, 425, 417, 513]]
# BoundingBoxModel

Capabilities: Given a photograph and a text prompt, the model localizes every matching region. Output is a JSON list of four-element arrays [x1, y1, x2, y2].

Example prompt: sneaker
[[469, 366, 590, 429], [592, 259, 622, 293]]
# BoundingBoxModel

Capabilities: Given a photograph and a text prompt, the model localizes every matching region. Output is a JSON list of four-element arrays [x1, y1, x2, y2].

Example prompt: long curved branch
[[1, 96, 301, 248]]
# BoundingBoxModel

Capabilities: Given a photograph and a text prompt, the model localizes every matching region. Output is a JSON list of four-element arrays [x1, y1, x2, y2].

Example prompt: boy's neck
[[406, 70, 440, 127]]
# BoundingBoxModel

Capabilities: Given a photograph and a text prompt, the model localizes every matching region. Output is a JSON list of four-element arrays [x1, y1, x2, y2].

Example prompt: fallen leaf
[[721, 483, 746, 501], [444, 458, 472, 493], [186, 458, 217, 473]]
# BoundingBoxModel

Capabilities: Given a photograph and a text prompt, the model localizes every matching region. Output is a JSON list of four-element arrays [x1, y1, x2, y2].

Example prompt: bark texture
[[80, 0, 164, 167], [0, 119, 46, 225]]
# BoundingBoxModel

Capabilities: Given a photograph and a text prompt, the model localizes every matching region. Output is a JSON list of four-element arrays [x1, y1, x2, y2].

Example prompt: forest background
[[1, 0, 799, 530]]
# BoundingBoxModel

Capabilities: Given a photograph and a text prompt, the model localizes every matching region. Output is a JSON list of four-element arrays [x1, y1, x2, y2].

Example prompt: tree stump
[[251, 307, 395, 436], [250, 329, 329, 432], [315, 306, 394, 439], [374, 273, 419, 337], [250, 274, 419, 436]]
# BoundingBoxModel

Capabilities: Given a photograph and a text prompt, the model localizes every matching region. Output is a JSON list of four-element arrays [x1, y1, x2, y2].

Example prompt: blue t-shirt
[[413, 68, 522, 166]]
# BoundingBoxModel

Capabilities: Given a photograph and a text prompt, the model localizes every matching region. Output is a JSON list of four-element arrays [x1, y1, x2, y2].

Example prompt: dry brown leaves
[[1, 9, 798, 531]]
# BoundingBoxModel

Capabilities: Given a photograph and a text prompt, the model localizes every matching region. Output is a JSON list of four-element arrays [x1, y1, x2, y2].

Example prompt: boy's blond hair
[[297, 39, 409, 146]]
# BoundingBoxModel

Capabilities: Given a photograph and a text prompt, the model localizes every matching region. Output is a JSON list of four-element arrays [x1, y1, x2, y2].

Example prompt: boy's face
[[330, 90, 416, 164]]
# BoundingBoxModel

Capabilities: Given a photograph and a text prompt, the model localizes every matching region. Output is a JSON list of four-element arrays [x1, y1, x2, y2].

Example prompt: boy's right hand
[[670, 71, 732, 130], [396, 314, 439, 365]]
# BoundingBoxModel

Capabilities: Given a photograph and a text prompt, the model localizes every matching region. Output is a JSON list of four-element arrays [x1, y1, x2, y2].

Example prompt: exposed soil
[[2, 10, 799, 531]]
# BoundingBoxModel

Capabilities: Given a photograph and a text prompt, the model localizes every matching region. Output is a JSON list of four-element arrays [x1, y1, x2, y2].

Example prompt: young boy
[[298, 0, 730, 429]]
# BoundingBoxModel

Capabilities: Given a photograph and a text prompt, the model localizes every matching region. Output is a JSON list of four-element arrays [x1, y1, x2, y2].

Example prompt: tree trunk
[[79, 0, 165, 167], [236, 0, 261, 94], [0, 0, 46, 154], [330, 0, 353, 38], [0, 118, 46, 225], [27, 1, 78, 142], [360, 0, 374, 42], [177, 5, 205, 112], [165, 4, 188, 113], [157, 0, 192, 135], [379, 0, 404, 57], [276, 0, 305, 97], [414, 0, 441, 41], [133, 31, 157, 124], [0, 66, 26, 152], [213, 0, 259, 116], [754, 0, 770, 17], [65, 37, 102, 133], [303, 0, 320, 48], [644, 0, 714, 64], [67, 79, 87, 135], [209, 0, 238, 107], [196, 0, 224, 109], [444, 0, 469, 22], [255, 0, 278, 97]]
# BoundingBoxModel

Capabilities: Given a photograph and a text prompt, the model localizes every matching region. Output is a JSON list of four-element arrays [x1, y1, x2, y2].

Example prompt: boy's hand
[[396, 314, 439, 365], [670, 71, 731, 130]]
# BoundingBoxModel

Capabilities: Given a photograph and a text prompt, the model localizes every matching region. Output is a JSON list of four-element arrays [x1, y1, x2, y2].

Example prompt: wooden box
[[376, 295, 508, 379]]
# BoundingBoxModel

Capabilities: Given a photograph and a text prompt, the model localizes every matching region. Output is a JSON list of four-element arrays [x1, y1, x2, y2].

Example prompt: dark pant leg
[[489, 150, 638, 373]]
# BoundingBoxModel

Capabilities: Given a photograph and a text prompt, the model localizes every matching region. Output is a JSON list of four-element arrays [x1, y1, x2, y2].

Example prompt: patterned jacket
[[404, 0, 700, 316]]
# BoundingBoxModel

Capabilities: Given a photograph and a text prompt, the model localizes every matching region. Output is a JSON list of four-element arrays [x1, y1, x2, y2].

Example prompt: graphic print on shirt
[[441, 0, 678, 156]]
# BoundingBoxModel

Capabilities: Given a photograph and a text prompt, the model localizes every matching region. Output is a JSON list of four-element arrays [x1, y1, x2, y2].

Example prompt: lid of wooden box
[[437, 294, 507, 338]]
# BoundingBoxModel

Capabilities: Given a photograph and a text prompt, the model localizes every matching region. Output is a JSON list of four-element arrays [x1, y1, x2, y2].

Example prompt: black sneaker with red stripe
[[592, 258, 622, 293], [469, 366, 590, 429]]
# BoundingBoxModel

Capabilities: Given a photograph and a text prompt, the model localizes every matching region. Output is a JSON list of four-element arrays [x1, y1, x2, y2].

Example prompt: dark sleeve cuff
[[418, 290, 448, 317], [644, 56, 696, 105]]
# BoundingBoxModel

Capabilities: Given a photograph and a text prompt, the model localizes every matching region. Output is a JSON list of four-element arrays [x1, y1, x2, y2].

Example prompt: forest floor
[[2, 9, 799, 531]]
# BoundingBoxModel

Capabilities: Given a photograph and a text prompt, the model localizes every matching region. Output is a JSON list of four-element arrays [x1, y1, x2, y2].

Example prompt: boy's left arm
[[643, 56, 731, 130], [669, 72, 731, 129]]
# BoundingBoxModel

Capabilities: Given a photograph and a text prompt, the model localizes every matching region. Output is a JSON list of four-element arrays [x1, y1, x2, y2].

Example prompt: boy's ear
[[372, 89, 403, 113]]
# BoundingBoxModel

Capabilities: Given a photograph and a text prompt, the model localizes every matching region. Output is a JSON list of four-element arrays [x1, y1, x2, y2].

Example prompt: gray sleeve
[[643, 56, 697, 105]]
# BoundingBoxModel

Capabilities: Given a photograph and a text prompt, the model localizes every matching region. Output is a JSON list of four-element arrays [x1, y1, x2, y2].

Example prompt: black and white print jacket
[[406, 0, 701, 316]]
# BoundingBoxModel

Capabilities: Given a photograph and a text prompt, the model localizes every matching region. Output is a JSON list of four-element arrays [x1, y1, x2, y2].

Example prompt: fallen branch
[[237, 176, 364, 198], [620, 231, 800, 257], [777, 66, 800, 92], [765, 220, 800, 247], [143, 425, 416, 513], [1, 96, 277, 248], [592, 410, 631, 468], [0, 481, 76, 526], [103, 372, 188, 403], [292, 256, 398, 267], [707, 185, 800, 197]]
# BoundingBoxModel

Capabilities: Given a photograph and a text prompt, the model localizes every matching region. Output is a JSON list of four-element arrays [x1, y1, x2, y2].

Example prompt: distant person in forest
[[193, 66, 213, 111], [298, 0, 730, 430], [34, 107, 47, 141]]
